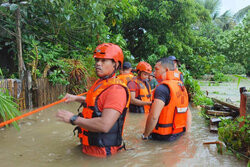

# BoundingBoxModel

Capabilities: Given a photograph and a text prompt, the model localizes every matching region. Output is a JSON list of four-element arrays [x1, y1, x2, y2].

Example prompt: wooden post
[[24, 70, 33, 109], [15, 6, 26, 80], [239, 87, 247, 127], [243, 92, 250, 115], [7, 79, 12, 96]]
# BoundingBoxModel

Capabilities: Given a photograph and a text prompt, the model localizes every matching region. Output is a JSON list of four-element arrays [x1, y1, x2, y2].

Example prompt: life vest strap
[[118, 142, 126, 151], [155, 123, 173, 130], [138, 94, 151, 98], [77, 102, 87, 113]]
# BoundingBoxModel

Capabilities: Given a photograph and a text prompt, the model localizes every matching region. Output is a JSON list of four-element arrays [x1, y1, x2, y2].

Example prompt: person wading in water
[[56, 43, 130, 157]]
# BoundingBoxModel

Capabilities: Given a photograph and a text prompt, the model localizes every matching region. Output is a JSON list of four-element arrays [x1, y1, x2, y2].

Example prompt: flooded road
[[0, 101, 247, 166], [199, 76, 250, 106]]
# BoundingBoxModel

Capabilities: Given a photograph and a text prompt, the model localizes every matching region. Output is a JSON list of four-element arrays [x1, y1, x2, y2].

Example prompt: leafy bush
[[211, 72, 232, 82], [218, 115, 250, 159], [222, 63, 246, 75], [47, 69, 69, 86], [180, 64, 213, 106]]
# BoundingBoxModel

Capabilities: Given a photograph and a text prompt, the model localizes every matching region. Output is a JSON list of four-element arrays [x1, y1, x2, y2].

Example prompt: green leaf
[[9, 4, 18, 11]]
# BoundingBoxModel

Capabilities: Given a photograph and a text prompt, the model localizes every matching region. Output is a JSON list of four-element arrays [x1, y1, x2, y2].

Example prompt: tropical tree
[[215, 13, 250, 75], [234, 5, 250, 23], [122, 0, 210, 63], [195, 0, 221, 19]]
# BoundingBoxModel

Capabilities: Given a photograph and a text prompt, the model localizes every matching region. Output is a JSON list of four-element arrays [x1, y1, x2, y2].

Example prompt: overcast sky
[[220, 0, 250, 14]]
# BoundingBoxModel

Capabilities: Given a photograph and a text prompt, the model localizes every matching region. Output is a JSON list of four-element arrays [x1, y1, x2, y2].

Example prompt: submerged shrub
[[222, 63, 246, 75], [211, 72, 232, 82], [218, 115, 250, 159]]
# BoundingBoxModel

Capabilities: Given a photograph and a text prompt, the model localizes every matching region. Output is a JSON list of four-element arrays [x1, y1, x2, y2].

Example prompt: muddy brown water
[[0, 102, 247, 167]]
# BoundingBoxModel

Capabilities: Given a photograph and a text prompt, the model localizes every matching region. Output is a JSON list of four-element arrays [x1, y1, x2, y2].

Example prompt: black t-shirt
[[151, 84, 184, 141], [154, 84, 170, 105], [180, 73, 184, 83]]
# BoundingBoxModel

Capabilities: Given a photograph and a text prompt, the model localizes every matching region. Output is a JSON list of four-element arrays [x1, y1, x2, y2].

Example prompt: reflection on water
[[0, 102, 247, 167]]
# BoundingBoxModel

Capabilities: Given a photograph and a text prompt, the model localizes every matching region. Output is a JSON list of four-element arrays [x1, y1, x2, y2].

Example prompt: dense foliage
[[180, 64, 213, 106], [0, 0, 249, 80], [218, 115, 250, 159]]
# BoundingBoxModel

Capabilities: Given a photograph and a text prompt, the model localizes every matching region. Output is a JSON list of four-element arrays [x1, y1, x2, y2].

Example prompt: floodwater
[[199, 76, 250, 106], [0, 102, 247, 166]]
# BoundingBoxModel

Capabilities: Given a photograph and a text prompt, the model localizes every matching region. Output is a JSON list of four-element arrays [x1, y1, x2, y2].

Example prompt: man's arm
[[64, 93, 86, 103], [130, 92, 151, 106], [186, 109, 192, 132], [56, 108, 121, 133], [143, 99, 165, 137]]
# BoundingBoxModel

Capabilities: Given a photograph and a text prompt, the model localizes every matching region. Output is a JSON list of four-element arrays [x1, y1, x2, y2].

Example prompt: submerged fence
[[0, 78, 67, 111], [0, 79, 26, 111], [33, 78, 67, 107]]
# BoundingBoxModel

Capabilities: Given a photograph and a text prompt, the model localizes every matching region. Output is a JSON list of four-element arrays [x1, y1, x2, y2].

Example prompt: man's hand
[[64, 93, 77, 103], [56, 109, 74, 123]]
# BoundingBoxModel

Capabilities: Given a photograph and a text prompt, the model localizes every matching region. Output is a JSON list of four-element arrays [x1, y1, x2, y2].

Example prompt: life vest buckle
[[77, 102, 87, 114], [73, 126, 82, 136]]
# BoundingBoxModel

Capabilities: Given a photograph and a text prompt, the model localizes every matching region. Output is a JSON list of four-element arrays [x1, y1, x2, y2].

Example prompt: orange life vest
[[173, 69, 183, 82], [77, 77, 130, 147], [152, 71, 189, 136], [117, 73, 134, 85], [128, 77, 151, 113]]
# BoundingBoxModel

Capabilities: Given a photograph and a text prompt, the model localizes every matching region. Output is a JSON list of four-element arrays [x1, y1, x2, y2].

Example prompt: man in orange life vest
[[168, 55, 184, 83], [56, 43, 130, 157], [142, 57, 190, 141], [117, 61, 134, 84], [127, 61, 152, 113]]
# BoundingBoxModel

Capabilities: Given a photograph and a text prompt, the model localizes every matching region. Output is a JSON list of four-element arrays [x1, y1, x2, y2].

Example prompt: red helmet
[[93, 43, 124, 66], [136, 61, 152, 74]]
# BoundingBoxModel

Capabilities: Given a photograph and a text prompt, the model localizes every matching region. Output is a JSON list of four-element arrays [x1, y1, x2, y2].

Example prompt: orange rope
[[0, 92, 87, 128]]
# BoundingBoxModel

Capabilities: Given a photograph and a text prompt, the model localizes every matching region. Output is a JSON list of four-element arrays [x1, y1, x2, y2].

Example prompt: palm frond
[[234, 5, 250, 22], [0, 89, 21, 130]]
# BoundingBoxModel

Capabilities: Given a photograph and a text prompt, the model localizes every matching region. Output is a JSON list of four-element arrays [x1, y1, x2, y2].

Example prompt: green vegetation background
[[0, 0, 249, 81]]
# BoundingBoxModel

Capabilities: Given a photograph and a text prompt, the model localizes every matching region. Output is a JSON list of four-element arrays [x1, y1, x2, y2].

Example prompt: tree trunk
[[15, 6, 26, 80]]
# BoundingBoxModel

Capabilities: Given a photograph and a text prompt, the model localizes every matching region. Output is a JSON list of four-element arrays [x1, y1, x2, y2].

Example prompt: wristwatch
[[70, 115, 78, 125]]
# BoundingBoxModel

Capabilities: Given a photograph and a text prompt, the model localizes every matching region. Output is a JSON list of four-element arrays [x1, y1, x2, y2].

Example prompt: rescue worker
[[168, 56, 184, 83], [56, 43, 130, 157], [127, 61, 152, 113], [142, 57, 190, 141], [117, 61, 134, 84], [148, 72, 158, 90]]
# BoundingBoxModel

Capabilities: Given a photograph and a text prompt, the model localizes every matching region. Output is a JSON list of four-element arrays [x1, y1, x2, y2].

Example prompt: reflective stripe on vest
[[78, 78, 130, 147], [152, 75, 189, 136]]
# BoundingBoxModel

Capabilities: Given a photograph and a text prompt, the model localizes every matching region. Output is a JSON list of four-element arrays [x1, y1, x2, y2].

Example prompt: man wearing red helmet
[[127, 61, 152, 113], [56, 43, 130, 157]]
